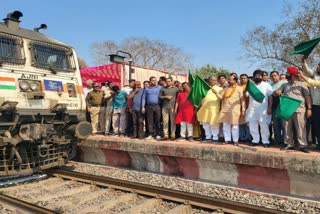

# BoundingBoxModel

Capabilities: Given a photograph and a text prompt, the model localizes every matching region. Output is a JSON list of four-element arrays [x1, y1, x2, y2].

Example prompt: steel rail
[[0, 193, 59, 214], [46, 169, 287, 214]]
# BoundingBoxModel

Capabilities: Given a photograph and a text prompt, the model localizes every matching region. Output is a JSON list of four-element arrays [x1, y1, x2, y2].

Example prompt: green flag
[[188, 71, 195, 86], [246, 80, 265, 103], [187, 75, 211, 108], [289, 37, 320, 56], [276, 95, 302, 121]]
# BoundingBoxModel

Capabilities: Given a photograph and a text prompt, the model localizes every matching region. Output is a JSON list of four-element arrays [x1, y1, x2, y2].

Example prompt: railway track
[[0, 169, 287, 214]]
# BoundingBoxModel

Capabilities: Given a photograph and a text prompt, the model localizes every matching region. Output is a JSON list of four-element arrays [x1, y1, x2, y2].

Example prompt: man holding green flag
[[289, 37, 320, 149], [196, 76, 223, 143], [301, 56, 320, 148], [274, 67, 312, 153], [245, 70, 273, 147], [298, 70, 320, 88]]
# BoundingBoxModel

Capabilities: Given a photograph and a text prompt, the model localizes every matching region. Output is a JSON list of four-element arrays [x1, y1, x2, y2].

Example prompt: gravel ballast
[[64, 161, 320, 214]]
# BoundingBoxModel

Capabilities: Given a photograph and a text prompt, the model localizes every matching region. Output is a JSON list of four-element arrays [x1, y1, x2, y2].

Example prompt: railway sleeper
[[165, 204, 192, 214], [35, 185, 92, 202], [120, 198, 162, 214], [79, 193, 137, 214], [64, 188, 115, 212]]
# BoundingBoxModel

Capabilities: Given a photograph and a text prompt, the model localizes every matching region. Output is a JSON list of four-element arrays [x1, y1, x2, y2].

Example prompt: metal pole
[[114, 50, 133, 81], [128, 60, 132, 80]]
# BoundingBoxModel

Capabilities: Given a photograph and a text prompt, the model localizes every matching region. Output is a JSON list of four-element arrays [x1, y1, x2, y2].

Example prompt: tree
[[78, 57, 88, 69], [91, 37, 191, 73], [193, 64, 230, 79], [241, 0, 320, 71]]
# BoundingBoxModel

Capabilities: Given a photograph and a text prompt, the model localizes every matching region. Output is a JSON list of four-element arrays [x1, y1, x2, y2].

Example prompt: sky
[[1, 0, 300, 74]]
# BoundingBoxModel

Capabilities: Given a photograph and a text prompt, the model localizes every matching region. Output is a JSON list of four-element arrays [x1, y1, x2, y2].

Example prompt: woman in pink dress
[[175, 82, 195, 141]]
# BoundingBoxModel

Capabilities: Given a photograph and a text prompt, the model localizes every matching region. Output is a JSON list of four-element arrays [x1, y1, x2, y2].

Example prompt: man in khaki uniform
[[274, 67, 312, 153], [86, 82, 105, 135]]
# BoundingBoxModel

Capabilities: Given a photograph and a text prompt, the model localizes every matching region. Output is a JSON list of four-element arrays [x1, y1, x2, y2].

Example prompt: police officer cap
[[92, 82, 99, 87]]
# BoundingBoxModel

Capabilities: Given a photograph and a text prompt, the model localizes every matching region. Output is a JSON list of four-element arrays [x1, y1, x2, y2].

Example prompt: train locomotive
[[0, 11, 92, 176]]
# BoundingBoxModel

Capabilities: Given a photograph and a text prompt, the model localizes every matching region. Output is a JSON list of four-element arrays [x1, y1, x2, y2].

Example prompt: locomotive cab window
[[31, 43, 74, 72], [0, 34, 25, 65]]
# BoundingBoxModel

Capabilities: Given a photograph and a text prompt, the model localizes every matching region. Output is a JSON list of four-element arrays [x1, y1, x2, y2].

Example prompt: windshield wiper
[[49, 66, 57, 74]]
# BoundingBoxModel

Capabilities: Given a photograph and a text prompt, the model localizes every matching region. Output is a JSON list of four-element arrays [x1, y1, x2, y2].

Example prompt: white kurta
[[245, 81, 273, 124]]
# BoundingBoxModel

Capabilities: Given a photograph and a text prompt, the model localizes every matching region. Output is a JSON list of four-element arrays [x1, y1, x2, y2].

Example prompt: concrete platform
[[77, 135, 320, 200]]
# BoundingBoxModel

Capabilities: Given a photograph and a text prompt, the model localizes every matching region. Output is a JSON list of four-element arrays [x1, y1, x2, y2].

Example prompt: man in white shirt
[[84, 79, 93, 97], [246, 70, 273, 147], [101, 82, 108, 90]]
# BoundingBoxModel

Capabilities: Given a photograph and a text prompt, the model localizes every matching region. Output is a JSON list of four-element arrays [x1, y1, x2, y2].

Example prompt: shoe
[[239, 138, 245, 143], [170, 136, 176, 141], [162, 135, 168, 141], [176, 137, 185, 141], [155, 135, 162, 141], [224, 141, 231, 144], [299, 148, 310, 153], [105, 132, 110, 136], [234, 142, 239, 146], [187, 137, 194, 142], [145, 135, 153, 140], [280, 145, 294, 151], [263, 144, 270, 148], [119, 134, 125, 138], [250, 143, 258, 147], [212, 139, 219, 143], [130, 136, 137, 139], [246, 140, 252, 145], [201, 139, 212, 143]]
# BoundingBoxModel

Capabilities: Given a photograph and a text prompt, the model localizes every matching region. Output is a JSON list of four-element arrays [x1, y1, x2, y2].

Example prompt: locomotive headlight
[[30, 82, 40, 91], [19, 81, 30, 91]]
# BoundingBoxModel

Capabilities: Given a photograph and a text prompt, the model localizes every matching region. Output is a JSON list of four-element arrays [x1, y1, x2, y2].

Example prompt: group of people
[[84, 55, 320, 153]]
